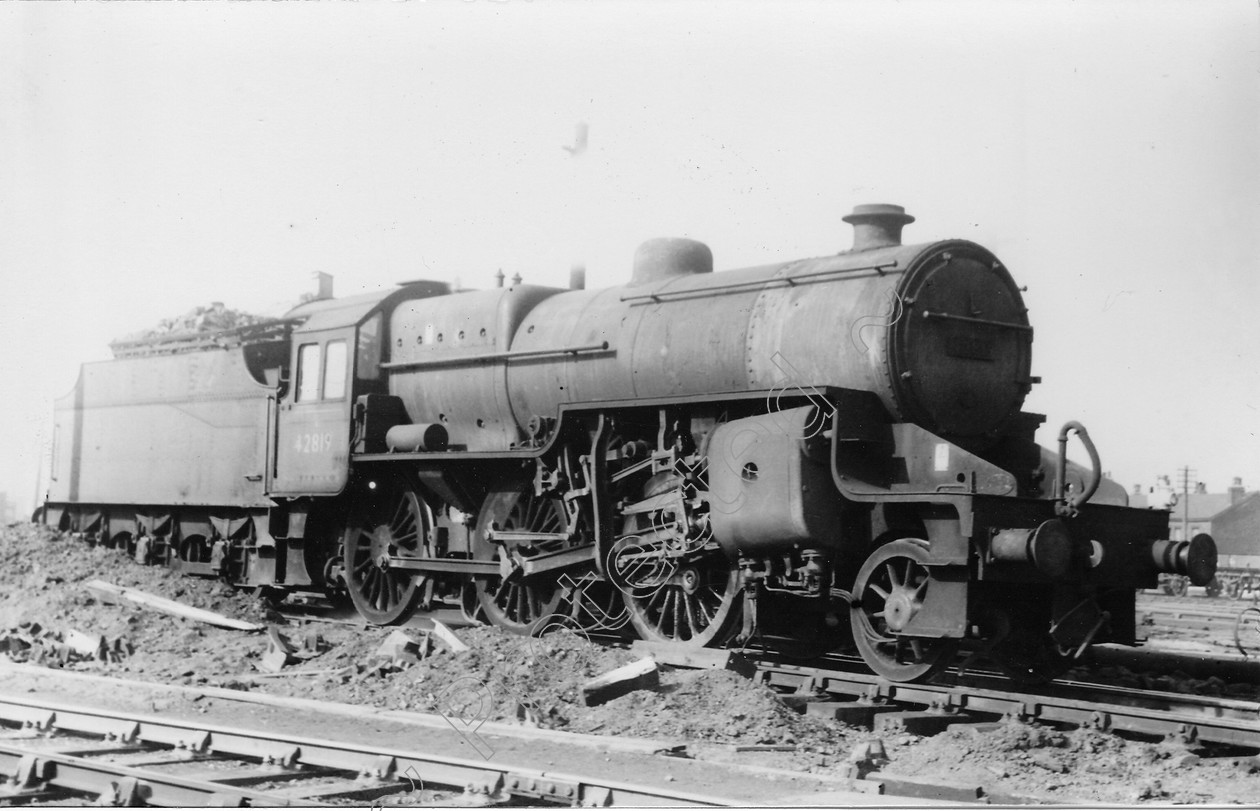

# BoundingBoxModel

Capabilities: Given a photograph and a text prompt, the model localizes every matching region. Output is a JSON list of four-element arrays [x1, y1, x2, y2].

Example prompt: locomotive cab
[[269, 282, 448, 497]]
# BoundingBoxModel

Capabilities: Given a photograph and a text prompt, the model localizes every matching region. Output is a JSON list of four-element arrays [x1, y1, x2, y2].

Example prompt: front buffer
[[833, 416, 1216, 683]]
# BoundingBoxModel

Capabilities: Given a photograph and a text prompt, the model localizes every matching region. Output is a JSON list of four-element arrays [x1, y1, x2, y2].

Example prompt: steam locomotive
[[41, 204, 1216, 683]]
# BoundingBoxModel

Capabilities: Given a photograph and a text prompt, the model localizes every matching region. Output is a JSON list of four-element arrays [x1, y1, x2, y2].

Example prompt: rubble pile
[[887, 720, 1247, 804], [571, 668, 847, 751], [0, 622, 132, 667], [0, 524, 276, 635]]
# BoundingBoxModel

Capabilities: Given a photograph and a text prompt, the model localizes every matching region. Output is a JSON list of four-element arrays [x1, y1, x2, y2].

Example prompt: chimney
[[843, 204, 915, 251], [1230, 477, 1246, 504], [570, 265, 586, 290], [312, 272, 334, 301]]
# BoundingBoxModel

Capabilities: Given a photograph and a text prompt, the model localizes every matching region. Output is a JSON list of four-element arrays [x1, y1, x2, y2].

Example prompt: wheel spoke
[[666, 590, 681, 637], [885, 562, 901, 589], [647, 585, 668, 612], [678, 594, 694, 640], [695, 592, 715, 625], [517, 582, 531, 621]]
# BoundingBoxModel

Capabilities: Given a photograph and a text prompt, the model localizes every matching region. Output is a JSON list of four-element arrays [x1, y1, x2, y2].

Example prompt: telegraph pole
[[1176, 466, 1197, 541]]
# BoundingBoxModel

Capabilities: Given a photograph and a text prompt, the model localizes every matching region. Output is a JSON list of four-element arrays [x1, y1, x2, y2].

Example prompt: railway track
[[1138, 602, 1255, 630], [750, 656, 1260, 750], [627, 642, 1260, 749], [0, 694, 737, 807]]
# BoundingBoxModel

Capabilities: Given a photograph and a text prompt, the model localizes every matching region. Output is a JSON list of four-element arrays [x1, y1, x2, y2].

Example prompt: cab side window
[[296, 343, 321, 402], [323, 340, 348, 400], [357, 313, 382, 382]]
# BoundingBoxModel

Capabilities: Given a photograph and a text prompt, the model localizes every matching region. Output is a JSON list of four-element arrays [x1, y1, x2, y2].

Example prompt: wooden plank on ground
[[83, 580, 263, 632]]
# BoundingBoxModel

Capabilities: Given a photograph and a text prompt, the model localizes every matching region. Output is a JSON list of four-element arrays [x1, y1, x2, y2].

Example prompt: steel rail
[[0, 743, 305, 807], [0, 694, 736, 807], [1140, 606, 1245, 624]]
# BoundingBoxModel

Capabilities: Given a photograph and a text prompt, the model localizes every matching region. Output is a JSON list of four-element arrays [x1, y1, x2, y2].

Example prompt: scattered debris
[[63, 629, 106, 660], [628, 641, 756, 677], [0, 624, 132, 668], [376, 629, 429, 666], [299, 629, 326, 656], [428, 620, 468, 654], [84, 580, 264, 631], [259, 627, 299, 674], [847, 739, 890, 779], [581, 657, 660, 706]]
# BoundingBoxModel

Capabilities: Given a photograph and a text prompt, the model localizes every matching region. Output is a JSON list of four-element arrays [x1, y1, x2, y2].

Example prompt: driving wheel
[[343, 486, 427, 625], [472, 488, 567, 634]]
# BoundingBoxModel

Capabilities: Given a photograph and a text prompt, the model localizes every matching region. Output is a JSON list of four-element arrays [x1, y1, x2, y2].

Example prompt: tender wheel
[[851, 539, 960, 682], [179, 534, 209, 563], [343, 486, 427, 625], [1206, 577, 1223, 599], [473, 489, 566, 634], [619, 539, 743, 647], [106, 531, 132, 552]]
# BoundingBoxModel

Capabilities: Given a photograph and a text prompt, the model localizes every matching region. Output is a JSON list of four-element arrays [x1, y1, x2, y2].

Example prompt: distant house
[[1131, 477, 1254, 543], [1167, 488, 1235, 541], [1212, 484, 1260, 563]]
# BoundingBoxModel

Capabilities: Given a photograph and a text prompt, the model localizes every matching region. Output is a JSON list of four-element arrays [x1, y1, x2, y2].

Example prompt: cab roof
[[284, 280, 450, 333]]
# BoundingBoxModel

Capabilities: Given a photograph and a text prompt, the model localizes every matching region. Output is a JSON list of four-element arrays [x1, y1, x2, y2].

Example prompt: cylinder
[[990, 519, 1073, 578], [1151, 533, 1217, 586], [385, 423, 449, 453]]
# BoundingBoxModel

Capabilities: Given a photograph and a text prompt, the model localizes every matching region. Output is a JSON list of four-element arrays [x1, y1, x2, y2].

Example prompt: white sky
[[2, 0, 1257, 515]]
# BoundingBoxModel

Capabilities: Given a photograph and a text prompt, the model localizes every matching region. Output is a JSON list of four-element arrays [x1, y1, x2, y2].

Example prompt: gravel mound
[[0, 523, 847, 753], [887, 719, 1253, 804]]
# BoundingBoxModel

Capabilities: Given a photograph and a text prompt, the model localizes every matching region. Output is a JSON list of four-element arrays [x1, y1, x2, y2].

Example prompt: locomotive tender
[[42, 205, 1216, 683]]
